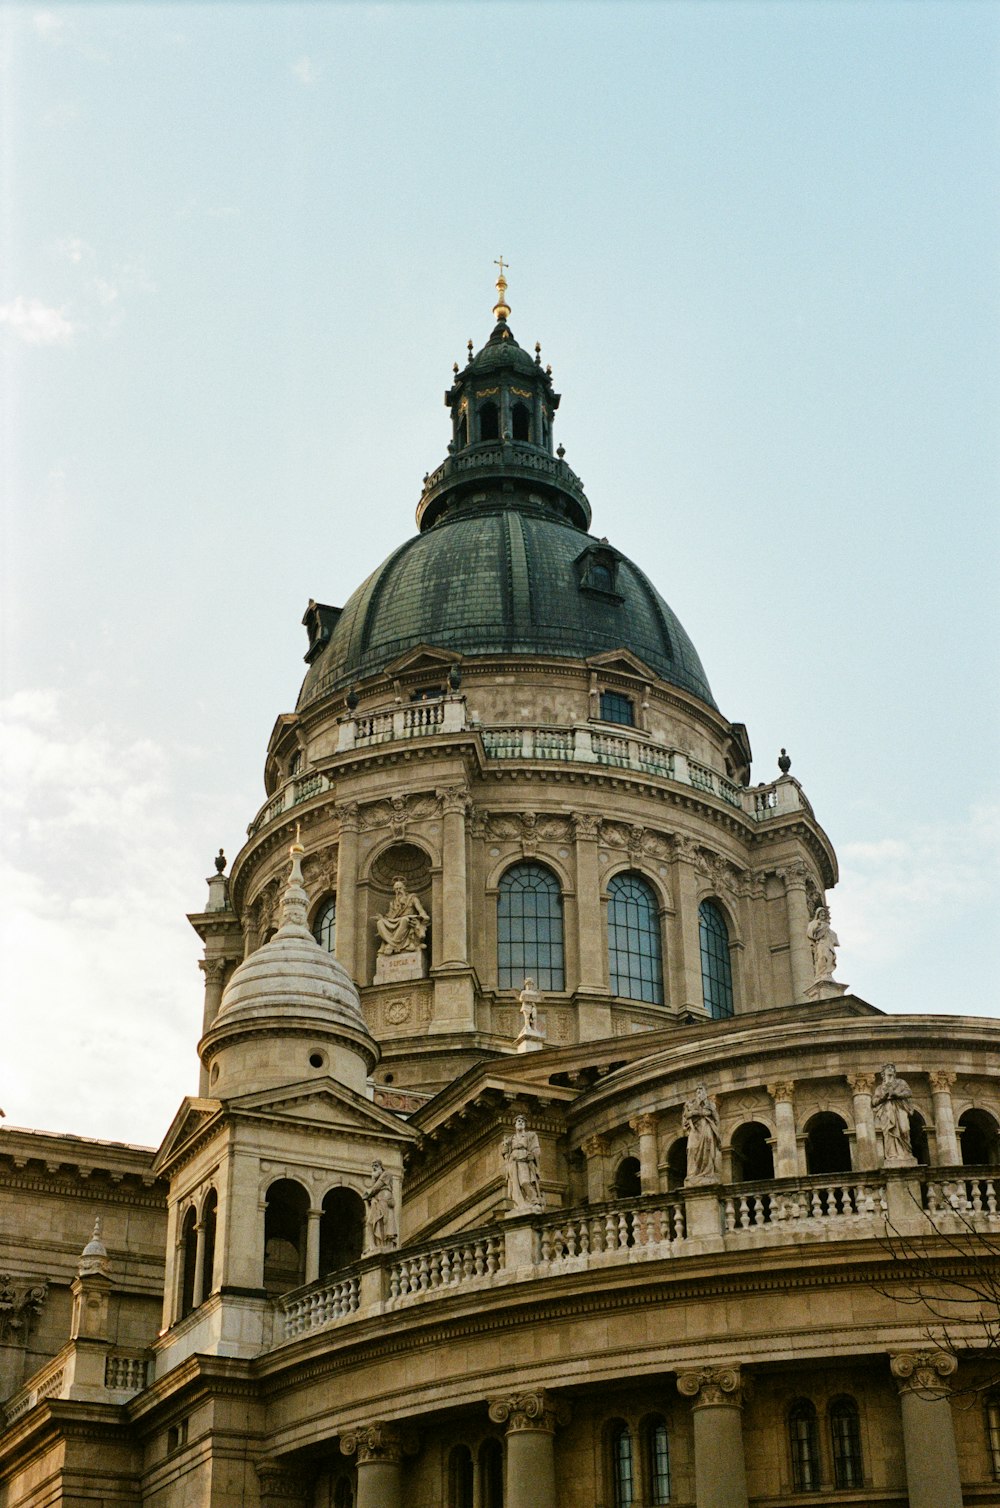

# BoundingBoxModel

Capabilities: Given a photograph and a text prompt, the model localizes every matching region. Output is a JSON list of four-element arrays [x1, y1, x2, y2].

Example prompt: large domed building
[[2, 278, 999, 1508]]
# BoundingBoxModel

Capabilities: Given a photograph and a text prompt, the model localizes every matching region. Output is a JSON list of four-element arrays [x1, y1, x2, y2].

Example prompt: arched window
[[666, 1138, 688, 1191], [614, 1156, 642, 1199], [478, 401, 499, 441], [788, 1399, 821, 1491], [644, 1415, 671, 1505], [608, 873, 664, 1005], [319, 1186, 365, 1275], [804, 1112, 851, 1175], [179, 1205, 198, 1319], [497, 862, 564, 991], [511, 402, 531, 441], [200, 1189, 218, 1301], [455, 411, 469, 448], [289, 750, 302, 776], [960, 1109, 1000, 1166], [829, 1396, 863, 1488], [986, 1394, 1000, 1478], [609, 1422, 634, 1508], [312, 895, 337, 953], [263, 1178, 309, 1296], [731, 1122, 774, 1182], [448, 1445, 474, 1508], [698, 900, 734, 1018], [909, 1109, 929, 1165], [479, 1438, 504, 1508]]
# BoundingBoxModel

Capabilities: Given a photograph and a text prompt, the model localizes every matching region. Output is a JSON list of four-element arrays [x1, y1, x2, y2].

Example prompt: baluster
[[972, 1181, 984, 1214], [473, 1240, 486, 1276], [988, 1180, 998, 1215], [388, 1265, 400, 1301], [604, 1212, 618, 1251], [578, 1218, 591, 1254], [724, 1197, 736, 1232], [564, 1221, 577, 1258], [673, 1203, 686, 1241], [755, 1193, 768, 1227], [589, 1216, 603, 1254], [488, 1237, 501, 1272], [618, 1211, 630, 1249], [539, 1226, 553, 1262], [926, 1182, 940, 1214], [811, 1188, 823, 1219], [737, 1194, 750, 1229]]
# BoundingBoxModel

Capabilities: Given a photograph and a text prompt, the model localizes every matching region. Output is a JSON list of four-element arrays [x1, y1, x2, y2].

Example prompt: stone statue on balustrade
[[683, 1085, 722, 1186], [373, 878, 430, 984], [872, 1063, 917, 1166], [516, 977, 545, 1054], [501, 1116, 544, 1213], [805, 904, 848, 1000], [362, 1159, 398, 1252]]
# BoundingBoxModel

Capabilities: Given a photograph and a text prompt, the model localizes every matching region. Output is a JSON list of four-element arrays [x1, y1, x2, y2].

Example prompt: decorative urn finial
[[492, 255, 511, 321], [214, 847, 226, 874], [778, 748, 791, 775]]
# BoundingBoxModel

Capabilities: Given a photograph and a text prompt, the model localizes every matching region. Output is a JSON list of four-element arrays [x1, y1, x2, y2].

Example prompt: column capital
[[929, 1070, 957, 1093], [677, 1363, 748, 1408], [630, 1113, 658, 1137], [198, 957, 228, 985], [848, 1072, 876, 1096], [340, 1421, 418, 1464], [488, 1388, 570, 1433], [336, 800, 361, 833], [572, 812, 600, 842], [437, 785, 471, 817], [890, 1349, 958, 1396], [582, 1133, 608, 1159], [767, 1081, 795, 1104]]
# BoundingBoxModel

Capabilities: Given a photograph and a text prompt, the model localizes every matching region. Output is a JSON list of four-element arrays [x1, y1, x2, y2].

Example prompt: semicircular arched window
[[312, 895, 336, 953], [497, 862, 564, 991], [789, 1399, 821, 1492], [698, 899, 734, 1018], [608, 872, 664, 1005], [829, 1395, 863, 1488]]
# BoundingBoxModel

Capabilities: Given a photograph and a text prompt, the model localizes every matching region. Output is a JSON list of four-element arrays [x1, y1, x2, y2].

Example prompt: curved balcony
[[416, 442, 590, 531]]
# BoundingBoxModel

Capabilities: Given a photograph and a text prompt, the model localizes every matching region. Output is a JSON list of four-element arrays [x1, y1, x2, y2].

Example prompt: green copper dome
[[297, 295, 716, 711]]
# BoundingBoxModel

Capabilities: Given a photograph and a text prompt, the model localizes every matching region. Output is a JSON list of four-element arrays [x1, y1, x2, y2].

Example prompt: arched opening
[[497, 861, 565, 991], [960, 1109, 1000, 1166], [789, 1399, 821, 1491], [479, 1438, 504, 1508], [448, 1444, 474, 1508], [829, 1395, 863, 1488], [312, 895, 336, 953], [607, 872, 664, 1005], [909, 1109, 929, 1165], [263, 1178, 309, 1296], [200, 1189, 217, 1301], [319, 1186, 365, 1275], [804, 1113, 851, 1176], [455, 411, 469, 448], [609, 1420, 634, 1508], [179, 1205, 198, 1319], [614, 1156, 642, 1199], [511, 402, 531, 442], [478, 401, 499, 441], [643, 1414, 671, 1506], [666, 1138, 688, 1191], [333, 1479, 354, 1508], [698, 900, 734, 1018], [731, 1122, 774, 1183]]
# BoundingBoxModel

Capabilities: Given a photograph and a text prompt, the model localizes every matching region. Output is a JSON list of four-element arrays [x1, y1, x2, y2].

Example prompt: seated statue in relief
[[375, 878, 429, 955]]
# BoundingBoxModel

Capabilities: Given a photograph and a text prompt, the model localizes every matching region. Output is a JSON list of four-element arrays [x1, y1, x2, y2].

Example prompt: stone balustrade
[[281, 1272, 360, 1339], [723, 1177, 888, 1234], [3, 1357, 66, 1425], [386, 1230, 504, 1306], [926, 1172, 1000, 1224], [536, 1198, 686, 1267]]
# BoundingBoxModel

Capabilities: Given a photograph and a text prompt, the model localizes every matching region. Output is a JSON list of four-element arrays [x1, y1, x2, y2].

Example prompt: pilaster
[[335, 801, 361, 984]]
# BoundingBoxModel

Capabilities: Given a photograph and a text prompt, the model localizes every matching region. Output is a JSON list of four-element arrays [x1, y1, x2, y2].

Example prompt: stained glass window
[[608, 873, 663, 1004], [497, 863, 564, 990], [699, 899, 734, 1018]]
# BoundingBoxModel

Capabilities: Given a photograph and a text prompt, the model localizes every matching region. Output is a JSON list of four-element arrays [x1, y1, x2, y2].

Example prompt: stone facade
[[3, 294, 1000, 1506]]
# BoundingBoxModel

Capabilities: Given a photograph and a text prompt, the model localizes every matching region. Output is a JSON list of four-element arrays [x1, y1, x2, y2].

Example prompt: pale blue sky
[[2, 1, 997, 1143]]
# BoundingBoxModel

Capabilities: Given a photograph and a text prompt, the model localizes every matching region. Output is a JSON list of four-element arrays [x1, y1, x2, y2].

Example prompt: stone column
[[488, 1390, 568, 1508], [583, 1134, 608, 1204], [438, 787, 470, 967], [847, 1072, 879, 1171], [767, 1082, 799, 1179], [572, 813, 605, 994], [198, 957, 228, 1093], [334, 802, 361, 983], [889, 1351, 963, 1508], [305, 1209, 322, 1285], [671, 838, 705, 1011], [780, 863, 814, 1003], [677, 1365, 749, 1508], [191, 1222, 206, 1309], [630, 1114, 660, 1195], [930, 1071, 961, 1166], [341, 1423, 416, 1508]]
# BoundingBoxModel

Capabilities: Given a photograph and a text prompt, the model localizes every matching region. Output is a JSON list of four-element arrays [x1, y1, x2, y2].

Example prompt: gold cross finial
[[492, 255, 511, 321]]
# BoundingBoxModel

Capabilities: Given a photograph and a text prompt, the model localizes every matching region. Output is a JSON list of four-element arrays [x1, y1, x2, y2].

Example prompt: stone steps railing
[[723, 1179, 888, 1232]]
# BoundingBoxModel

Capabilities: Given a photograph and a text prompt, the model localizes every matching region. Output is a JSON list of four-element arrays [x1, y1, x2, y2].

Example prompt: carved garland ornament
[[488, 1388, 570, 1433]]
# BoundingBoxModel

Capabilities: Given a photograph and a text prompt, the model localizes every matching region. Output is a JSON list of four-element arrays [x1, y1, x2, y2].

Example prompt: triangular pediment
[[586, 648, 656, 680], [152, 1097, 223, 1176], [384, 645, 459, 677], [226, 1078, 419, 1143]]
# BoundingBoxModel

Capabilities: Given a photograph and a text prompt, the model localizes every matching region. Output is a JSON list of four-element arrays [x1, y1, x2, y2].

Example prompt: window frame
[[607, 870, 664, 1005], [698, 898, 734, 1019], [497, 861, 565, 992]]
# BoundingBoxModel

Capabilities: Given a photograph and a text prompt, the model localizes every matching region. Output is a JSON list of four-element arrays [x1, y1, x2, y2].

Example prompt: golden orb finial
[[492, 255, 511, 321]]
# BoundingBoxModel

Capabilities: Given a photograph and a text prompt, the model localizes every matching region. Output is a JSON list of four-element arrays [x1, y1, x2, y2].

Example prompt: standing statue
[[806, 905, 839, 982], [872, 1063, 916, 1163], [501, 1116, 544, 1211], [375, 878, 429, 956], [518, 977, 541, 1035], [362, 1160, 397, 1251], [683, 1085, 722, 1185]]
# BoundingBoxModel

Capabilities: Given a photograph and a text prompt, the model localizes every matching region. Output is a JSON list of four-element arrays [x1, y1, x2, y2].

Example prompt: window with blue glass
[[497, 862, 564, 991], [608, 873, 663, 1005], [312, 896, 336, 953], [599, 691, 634, 726], [698, 899, 734, 1018]]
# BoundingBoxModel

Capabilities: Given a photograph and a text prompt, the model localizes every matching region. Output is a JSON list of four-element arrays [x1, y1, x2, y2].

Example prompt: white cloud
[[33, 10, 66, 42], [52, 235, 93, 265], [291, 54, 320, 86], [0, 296, 77, 345]]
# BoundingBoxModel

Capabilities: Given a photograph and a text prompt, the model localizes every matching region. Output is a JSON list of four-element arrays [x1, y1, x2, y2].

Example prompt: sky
[[1, 1, 998, 1147]]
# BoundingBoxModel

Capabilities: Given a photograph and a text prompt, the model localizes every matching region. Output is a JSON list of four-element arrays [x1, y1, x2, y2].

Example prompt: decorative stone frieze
[[340, 1421, 418, 1464], [488, 1388, 569, 1433], [890, 1349, 958, 1396], [677, 1363, 747, 1407]]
